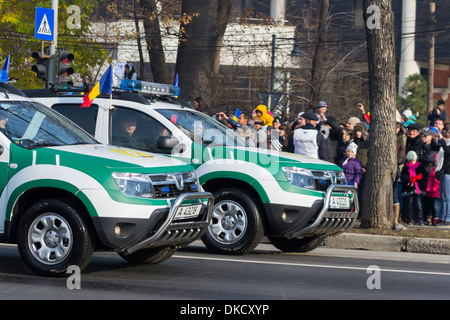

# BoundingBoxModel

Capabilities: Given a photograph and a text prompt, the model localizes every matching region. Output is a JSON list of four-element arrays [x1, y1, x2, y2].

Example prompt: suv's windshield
[[157, 109, 248, 147], [0, 100, 97, 149]]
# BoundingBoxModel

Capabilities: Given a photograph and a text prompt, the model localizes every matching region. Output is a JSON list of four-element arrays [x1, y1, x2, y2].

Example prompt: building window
[[354, 0, 364, 28]]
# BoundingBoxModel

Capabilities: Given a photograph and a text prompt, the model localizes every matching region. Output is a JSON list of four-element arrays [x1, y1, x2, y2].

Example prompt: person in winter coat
[[254, 104, 274, 127], [427, 154, 442, 225], [285, 112, 329, 161], [338, 142, 363, 189], [436, 131, 450, 225], [401, 151, 427, 225]]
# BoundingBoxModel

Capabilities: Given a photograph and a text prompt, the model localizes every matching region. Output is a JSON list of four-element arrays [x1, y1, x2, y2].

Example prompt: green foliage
[[398, 73, 428, 127], [0, 0, 110, 89]]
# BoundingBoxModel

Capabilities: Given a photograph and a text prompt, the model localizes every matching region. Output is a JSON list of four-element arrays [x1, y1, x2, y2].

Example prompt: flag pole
[[109, 62, 114, 109]]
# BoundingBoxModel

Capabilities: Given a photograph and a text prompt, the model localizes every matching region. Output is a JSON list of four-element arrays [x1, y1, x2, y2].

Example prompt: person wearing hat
[[285, 112, 329, 161], [417, 129, 439, 224], [254, 104, 274, 127], [314, 101, 328, 123], [402, 109, 417, 127], [401, 150, 426, 225], [338, 142, 363, 190], [124, 63, 138, 80], [428, 99, 446, 127], [346, 117, 361, 130], [290, 112, 306, 131], [273, 117, 281, 131], [405, 123, 422, 154]]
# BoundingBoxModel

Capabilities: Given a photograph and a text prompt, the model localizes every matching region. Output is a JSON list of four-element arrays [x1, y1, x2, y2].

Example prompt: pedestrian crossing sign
[[35, 7, 54, 41]]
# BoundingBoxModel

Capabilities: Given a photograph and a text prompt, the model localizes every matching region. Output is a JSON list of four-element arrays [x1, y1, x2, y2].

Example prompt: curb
[[323, 233, 450, 255]]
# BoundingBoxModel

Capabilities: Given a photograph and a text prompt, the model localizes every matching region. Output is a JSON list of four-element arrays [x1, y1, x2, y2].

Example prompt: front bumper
[[265, 184, 358, 239], [93, 192, 213, 253]]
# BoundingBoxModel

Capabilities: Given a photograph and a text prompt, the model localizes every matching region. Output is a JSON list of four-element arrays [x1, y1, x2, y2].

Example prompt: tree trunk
[[140, 0, 170, 84], [309, 0, 329, 108], [176, 0, 236, 110], [133, 0, 145, 80], [360, 0, 397, 229]]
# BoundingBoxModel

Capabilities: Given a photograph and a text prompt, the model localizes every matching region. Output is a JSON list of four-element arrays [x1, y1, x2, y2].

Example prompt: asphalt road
[[0, 241, 449, 303]]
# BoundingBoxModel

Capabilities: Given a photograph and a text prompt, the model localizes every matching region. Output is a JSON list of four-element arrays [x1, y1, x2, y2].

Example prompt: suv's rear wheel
[[268, 235, 325, 253], [119, 247, 176, 264], [17, 199, 94, 277], [202, 188, 264, 255]]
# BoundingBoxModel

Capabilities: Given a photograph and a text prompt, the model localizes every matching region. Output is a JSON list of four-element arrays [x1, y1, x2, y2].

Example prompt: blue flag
[[0, 55, 10, 83], [233, 108, 242, 122]]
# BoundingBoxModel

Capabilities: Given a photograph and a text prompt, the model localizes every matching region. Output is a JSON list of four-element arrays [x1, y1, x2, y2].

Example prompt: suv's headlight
[[282, 167, 316, 190], [112, 172, 154, 198]]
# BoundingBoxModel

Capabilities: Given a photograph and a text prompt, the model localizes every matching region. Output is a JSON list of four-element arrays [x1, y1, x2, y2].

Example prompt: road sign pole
[[47, 0, 58, 85]]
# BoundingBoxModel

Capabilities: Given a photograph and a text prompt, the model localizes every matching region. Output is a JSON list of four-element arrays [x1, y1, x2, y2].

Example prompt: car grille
[[149, 172, 199, 198], [311, 170, 347, 191]]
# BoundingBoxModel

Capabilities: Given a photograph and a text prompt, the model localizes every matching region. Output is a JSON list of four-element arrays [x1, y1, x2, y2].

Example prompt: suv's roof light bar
[[120, 79, 180, 97]]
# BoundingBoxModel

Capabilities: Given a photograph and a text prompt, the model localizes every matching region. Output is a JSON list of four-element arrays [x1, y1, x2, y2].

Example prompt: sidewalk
[[323, 225, 450, 255]]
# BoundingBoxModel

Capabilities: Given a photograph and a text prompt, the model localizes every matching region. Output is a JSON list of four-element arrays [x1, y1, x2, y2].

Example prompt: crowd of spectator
[[194, 96, 450, 227]]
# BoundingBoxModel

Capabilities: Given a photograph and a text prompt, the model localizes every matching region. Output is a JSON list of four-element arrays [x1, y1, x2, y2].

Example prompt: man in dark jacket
[[428, 99, 446, 127], [286, 112, 329, 161], [405, 123, 423, 154]]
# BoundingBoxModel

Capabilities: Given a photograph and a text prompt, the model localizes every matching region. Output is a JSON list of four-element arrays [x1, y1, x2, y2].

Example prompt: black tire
[[119, 247, 176, 264], [17, 199, 94, 277], [268, 235, 325, 253], [201, 188, 264, 255]]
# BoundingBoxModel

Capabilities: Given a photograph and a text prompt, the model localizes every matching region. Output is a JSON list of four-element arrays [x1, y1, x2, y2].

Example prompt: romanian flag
[[81, 65, 113, 108], [232, 108, 242, 122]]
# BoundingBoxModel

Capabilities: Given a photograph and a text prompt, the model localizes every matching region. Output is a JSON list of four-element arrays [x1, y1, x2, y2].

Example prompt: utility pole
[[427, 1, 435, 115], [47, 0, 58, 85]]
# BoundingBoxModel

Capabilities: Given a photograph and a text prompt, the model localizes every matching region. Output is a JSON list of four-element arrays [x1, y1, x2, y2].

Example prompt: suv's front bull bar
[[124, 192, 214, 254], [291, 184, 359, 239]]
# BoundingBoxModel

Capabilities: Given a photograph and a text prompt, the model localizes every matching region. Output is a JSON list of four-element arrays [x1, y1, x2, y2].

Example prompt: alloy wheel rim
[[208, 200, 247, 244], [27, 213, 73, 265]]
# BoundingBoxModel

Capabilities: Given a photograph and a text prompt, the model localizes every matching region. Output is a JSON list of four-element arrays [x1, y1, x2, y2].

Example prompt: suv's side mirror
[[156, 136, 179, 150]]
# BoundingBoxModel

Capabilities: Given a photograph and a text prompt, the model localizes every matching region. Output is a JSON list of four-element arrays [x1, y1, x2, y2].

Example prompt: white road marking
[[173, 254, 450, 277]]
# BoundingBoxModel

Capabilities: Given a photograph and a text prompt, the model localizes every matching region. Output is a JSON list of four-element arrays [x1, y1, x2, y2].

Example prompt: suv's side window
[[109, 107, 172, 154], [52, 104, 99, 136]]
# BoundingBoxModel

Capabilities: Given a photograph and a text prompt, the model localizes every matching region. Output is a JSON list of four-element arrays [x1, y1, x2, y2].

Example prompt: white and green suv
[[28, 80, 358, 256], [0, 84, 212, 277]]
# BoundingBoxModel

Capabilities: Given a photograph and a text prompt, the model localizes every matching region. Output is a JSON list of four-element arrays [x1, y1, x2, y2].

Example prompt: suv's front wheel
[[202, 188, 264, 255], [17, 199, 94, 277]]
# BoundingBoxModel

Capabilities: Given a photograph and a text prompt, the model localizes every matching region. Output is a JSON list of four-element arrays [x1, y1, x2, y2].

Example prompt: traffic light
[[31, 51, 48, 80], [58, 50, 74, 85]]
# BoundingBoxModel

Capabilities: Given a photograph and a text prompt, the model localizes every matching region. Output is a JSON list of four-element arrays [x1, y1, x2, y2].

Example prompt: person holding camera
[[428, 99, 446, 127]]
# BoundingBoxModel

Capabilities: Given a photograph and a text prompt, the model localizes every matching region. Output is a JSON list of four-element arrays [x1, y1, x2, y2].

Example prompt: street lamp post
[[266, 34, 303, 111]]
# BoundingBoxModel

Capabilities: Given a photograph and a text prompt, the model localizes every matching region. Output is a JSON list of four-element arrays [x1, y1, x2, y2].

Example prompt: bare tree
[[309, 0, 329, 109], [140, 0, 170, 84], [360, 0, 397, 229], [176, 0, 237, 109]]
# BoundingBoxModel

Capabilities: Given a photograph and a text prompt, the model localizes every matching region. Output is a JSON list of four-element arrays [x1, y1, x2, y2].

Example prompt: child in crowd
[[427, 154, 442, 225], [401, 151, 427, 225], [338, 142, 363, 189]]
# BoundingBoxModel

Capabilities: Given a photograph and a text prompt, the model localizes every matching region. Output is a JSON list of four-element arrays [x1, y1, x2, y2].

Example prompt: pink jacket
[[427, 167, 440, 198]]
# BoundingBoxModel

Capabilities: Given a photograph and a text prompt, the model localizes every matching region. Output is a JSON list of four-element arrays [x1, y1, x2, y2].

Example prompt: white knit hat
[[346, 142, 358, 155]]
